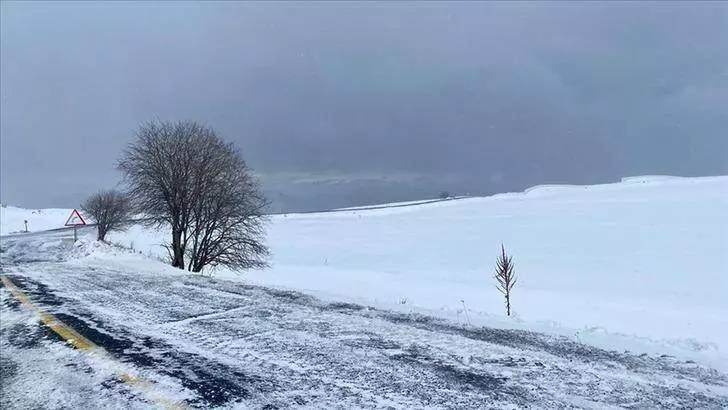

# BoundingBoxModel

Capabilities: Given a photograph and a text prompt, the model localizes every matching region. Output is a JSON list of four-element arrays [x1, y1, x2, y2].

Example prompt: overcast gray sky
[[1, 1, 727, 211]]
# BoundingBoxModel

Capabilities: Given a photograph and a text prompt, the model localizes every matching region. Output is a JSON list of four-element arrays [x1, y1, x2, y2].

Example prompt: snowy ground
[[1, 230, 727, 408], [2, 176, 727, 370], [98, 175, 728, 371], [0, 206, 74, 235]]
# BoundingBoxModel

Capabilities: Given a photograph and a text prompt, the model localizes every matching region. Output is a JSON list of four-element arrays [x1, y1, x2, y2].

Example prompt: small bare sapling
[[494, 244, 517, 316]]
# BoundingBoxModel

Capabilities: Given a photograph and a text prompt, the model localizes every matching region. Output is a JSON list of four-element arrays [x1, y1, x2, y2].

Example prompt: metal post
[[74, 226, 77, 242]]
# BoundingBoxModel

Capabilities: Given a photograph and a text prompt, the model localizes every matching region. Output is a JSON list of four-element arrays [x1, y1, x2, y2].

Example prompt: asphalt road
[[1, 230, 727, 409]]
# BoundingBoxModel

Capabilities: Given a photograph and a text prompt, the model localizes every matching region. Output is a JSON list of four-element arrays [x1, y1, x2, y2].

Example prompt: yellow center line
[[1, 275, 189, 410]]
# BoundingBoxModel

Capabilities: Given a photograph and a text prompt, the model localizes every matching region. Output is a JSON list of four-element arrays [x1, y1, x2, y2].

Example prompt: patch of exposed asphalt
[[0, 355, 18, 392], [1, 279, 67, 349], [186, 276, 727, 388], [1, 274, 275, 408], [179, 275, 728, 407], [0, 283, 22, 311], [376, 310, 728, 387], [3, 275, 64, 307], [4, 270, 728, 408], [0, 358, 19, 409], [339, 332, 402, 350], [323, 301, 368, 312], [1, 321, 63, 350], [390, 343, 518, 395]]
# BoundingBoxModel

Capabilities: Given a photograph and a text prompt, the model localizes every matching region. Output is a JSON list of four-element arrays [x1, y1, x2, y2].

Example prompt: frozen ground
[[1, 230, 727, 408]]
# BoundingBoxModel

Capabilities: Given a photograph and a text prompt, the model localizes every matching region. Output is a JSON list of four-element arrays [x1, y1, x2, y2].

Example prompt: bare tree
[[118, 121, 200, 268], [118, 120, 269, 272], [185, 146, 269, 272], [81, 190, 131, 241], [494, 244, 517, 316]]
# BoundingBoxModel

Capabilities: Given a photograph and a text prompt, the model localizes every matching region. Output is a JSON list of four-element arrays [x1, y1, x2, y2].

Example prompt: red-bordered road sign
[[65, 209, 87, 226]]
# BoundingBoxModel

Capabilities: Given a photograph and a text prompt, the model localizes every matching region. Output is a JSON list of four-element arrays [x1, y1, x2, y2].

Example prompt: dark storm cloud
[[1, 2, 727, 211]]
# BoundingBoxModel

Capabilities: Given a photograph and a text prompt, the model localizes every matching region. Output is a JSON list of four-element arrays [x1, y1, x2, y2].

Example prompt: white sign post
[[64, 209, 87, 242]]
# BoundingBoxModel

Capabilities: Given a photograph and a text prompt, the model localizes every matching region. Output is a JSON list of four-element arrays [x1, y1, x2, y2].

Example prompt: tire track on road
[[1, 274, 189, 410]]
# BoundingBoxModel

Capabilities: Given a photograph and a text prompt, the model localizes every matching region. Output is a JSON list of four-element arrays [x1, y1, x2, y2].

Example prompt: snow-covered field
[[2, 175, 727, 371], [0, 206, 74, 235]]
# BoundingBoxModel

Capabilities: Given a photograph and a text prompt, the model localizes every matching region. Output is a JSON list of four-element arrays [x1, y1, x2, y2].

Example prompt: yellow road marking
[[1, 275, 188, 409]]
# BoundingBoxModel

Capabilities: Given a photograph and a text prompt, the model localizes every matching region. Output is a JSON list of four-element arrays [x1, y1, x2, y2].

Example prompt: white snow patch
[[0, 206, 74, 235]]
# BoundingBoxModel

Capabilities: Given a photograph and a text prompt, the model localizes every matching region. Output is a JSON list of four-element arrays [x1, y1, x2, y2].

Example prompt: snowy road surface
[[2, 230, 728, 408]]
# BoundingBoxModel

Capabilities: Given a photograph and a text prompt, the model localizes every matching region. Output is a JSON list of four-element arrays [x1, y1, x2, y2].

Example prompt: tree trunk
[[505, 294, 511, 316], [171, 229, 185, 269]]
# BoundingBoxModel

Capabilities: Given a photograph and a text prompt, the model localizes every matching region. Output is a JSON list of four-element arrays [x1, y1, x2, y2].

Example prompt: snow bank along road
[[1, 230, 728, 408]]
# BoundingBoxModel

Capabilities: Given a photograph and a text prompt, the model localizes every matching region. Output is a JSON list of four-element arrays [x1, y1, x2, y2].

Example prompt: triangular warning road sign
[[65, 209, 87, 226]]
